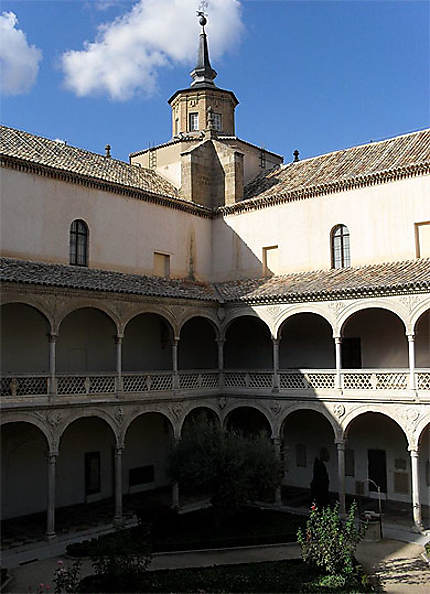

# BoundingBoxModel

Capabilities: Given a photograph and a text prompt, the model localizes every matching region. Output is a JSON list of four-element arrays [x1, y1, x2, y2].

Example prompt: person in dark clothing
[[310, 454, 329, 507]]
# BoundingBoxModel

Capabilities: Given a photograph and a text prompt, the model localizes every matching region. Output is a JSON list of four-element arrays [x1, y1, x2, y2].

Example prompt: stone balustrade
[[1, 368, 429, 401]]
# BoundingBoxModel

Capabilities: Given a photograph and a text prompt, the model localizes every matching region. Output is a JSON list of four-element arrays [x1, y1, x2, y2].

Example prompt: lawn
[[78, 559, 376, 593], [67, 506, 307, 556]]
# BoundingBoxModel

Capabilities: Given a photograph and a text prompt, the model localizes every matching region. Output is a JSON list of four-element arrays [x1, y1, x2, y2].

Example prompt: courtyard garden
[[59, 420, 377, 593]]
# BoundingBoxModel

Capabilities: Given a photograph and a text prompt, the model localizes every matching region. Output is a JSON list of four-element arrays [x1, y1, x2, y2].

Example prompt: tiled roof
[[215, 259, 430, 303], [0, 258, 217, 301], [238, 128, 430, 208], [0, 125, 179, 199], [1, 257, 429, 304]]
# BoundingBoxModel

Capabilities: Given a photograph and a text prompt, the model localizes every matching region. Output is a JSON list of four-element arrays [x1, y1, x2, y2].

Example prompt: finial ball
[[199, 15, 207, 27]]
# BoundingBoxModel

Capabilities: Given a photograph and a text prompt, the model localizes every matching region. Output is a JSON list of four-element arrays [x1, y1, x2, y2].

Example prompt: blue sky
[[1, 0, 429, 163]]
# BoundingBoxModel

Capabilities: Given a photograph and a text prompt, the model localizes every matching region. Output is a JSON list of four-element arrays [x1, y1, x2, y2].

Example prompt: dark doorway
[[368, 449, 387, 493]]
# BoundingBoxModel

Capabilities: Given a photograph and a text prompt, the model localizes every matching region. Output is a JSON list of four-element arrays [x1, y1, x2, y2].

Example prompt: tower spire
[[190, 11, 217, 88]]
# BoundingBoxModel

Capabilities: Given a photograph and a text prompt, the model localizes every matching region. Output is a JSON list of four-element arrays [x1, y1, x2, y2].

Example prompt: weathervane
[[197, 0, 209, 29]]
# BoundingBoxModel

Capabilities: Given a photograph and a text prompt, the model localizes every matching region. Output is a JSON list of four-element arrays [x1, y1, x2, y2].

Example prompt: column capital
[[115, 334, 124, 343], [408, 447, 419, 457], [272, 337, 280, 346], [115, 445, 125, 455], [333, 336, 343, 344], [47, 451, 58, 462], [48, 333, 58, 343], [216, 338, 225, 345], [335, 439, 346, 450], [407, 333, 415, 342]]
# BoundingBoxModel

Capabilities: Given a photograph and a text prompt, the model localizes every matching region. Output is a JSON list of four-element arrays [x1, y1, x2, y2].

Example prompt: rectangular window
[[296, 443, 307, 468], [213, 113, 222, 131], [415, 221, 430, 258], [154, 252, 170, 278], [129, 465, 155, 487], [263, 245, 279, 276], [345, 448, 355, 477], [189, 112, 199, 131], [85, 452, 101, 496]]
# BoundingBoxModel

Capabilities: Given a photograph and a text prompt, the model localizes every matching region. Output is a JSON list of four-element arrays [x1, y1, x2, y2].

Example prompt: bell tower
[[168, 12, 238, 138]]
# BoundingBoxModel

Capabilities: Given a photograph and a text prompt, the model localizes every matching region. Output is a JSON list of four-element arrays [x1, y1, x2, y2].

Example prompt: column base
[[114, 516, 124, 528], [46, 532, 57, 542]]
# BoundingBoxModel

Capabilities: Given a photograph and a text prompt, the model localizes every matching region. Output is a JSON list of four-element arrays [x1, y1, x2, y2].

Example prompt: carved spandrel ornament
[[270, 401, 282, 416], [170, 402, 184, 420], [399, 294, 422, 314], [46, 411, 63, 428], [328, 301, 346, 319], [218, 396, 227, 409], [114, 407, 124, 425], [267, 305, 281, 323], [332, 403, 346, 419], [402, 407, 421, 437]]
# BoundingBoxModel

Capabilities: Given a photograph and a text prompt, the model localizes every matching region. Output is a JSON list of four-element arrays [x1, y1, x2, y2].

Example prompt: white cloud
[[0, 12, 42, 95], [61, 0, 243, 101]]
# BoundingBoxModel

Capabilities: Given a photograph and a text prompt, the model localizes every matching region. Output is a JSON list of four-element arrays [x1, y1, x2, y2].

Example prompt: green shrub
[[169, 418, 282, 512], [297, 501, 366, 577]]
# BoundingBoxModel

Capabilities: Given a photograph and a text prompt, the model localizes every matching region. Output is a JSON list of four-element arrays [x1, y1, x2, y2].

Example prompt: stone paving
[[3, 536, 429, 593]]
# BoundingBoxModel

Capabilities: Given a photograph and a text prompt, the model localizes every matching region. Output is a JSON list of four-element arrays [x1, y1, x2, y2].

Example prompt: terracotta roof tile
[[0, 125, 179, 199], [243, 129, 430, 202], [0, 258, 217, 301], [215, 259, 430, 303], [1, 257, 429, 304]]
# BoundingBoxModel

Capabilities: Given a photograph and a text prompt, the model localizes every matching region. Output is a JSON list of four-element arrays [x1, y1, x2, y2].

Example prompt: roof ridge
[[0, 124, 130, 166], [276, 127, 430, 169]]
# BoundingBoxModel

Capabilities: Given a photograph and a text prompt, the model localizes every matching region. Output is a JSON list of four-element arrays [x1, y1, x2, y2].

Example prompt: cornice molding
[[218, 162, 430, 216], [0, 154, 213, 219]]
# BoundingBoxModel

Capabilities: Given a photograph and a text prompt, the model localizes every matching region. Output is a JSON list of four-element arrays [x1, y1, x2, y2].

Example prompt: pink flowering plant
[[52, 559, 82, 594], [297, 501, 366, 577]]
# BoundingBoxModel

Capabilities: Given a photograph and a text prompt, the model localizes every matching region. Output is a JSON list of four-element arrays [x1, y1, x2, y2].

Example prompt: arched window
[[69, 219, 89, 266], [331, 224, 350, 269]]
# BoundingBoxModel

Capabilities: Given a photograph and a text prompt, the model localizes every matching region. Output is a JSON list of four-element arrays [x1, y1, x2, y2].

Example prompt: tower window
[[70, 219, 89, 267], [213, 113, 222, 131], [189, 112, 199, 131], [331, 224, 350, 269]]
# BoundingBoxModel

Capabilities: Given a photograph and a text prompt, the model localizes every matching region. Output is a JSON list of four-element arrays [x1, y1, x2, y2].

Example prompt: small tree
[[169, 417, 282, 512], [297, 501, 366, 576]]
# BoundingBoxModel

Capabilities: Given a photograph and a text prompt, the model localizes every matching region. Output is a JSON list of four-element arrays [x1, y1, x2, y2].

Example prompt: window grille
[[331, 224, 350, 268], [70, 219, 89, 266], [189, 112, 199, 131], [213, 113, 222, 131]]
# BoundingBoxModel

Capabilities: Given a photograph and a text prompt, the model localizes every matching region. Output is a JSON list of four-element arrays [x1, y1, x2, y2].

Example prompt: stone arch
[[278, 403, 341, 442], [178, 312, 221, 340], [1, 302, 53, 375], [56, 409, 120, 451], [121, 408, 176, 446], [223, 403, 274, 437], [416, 417, 430, 449], [56, 304, 120, 335], [342, 405, 410, 445], [338, 301, 408, 336], [275, 305, 335, 340], [123, 311, 175, 372], [178, 404, 222, 436], [0, 414, 53, 452], [221, 310, 272, 340], [223, 314, 273, 370], [0, 299, 54, 333], [122, 307, 177, 339], [411, 301, 430, 334]]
